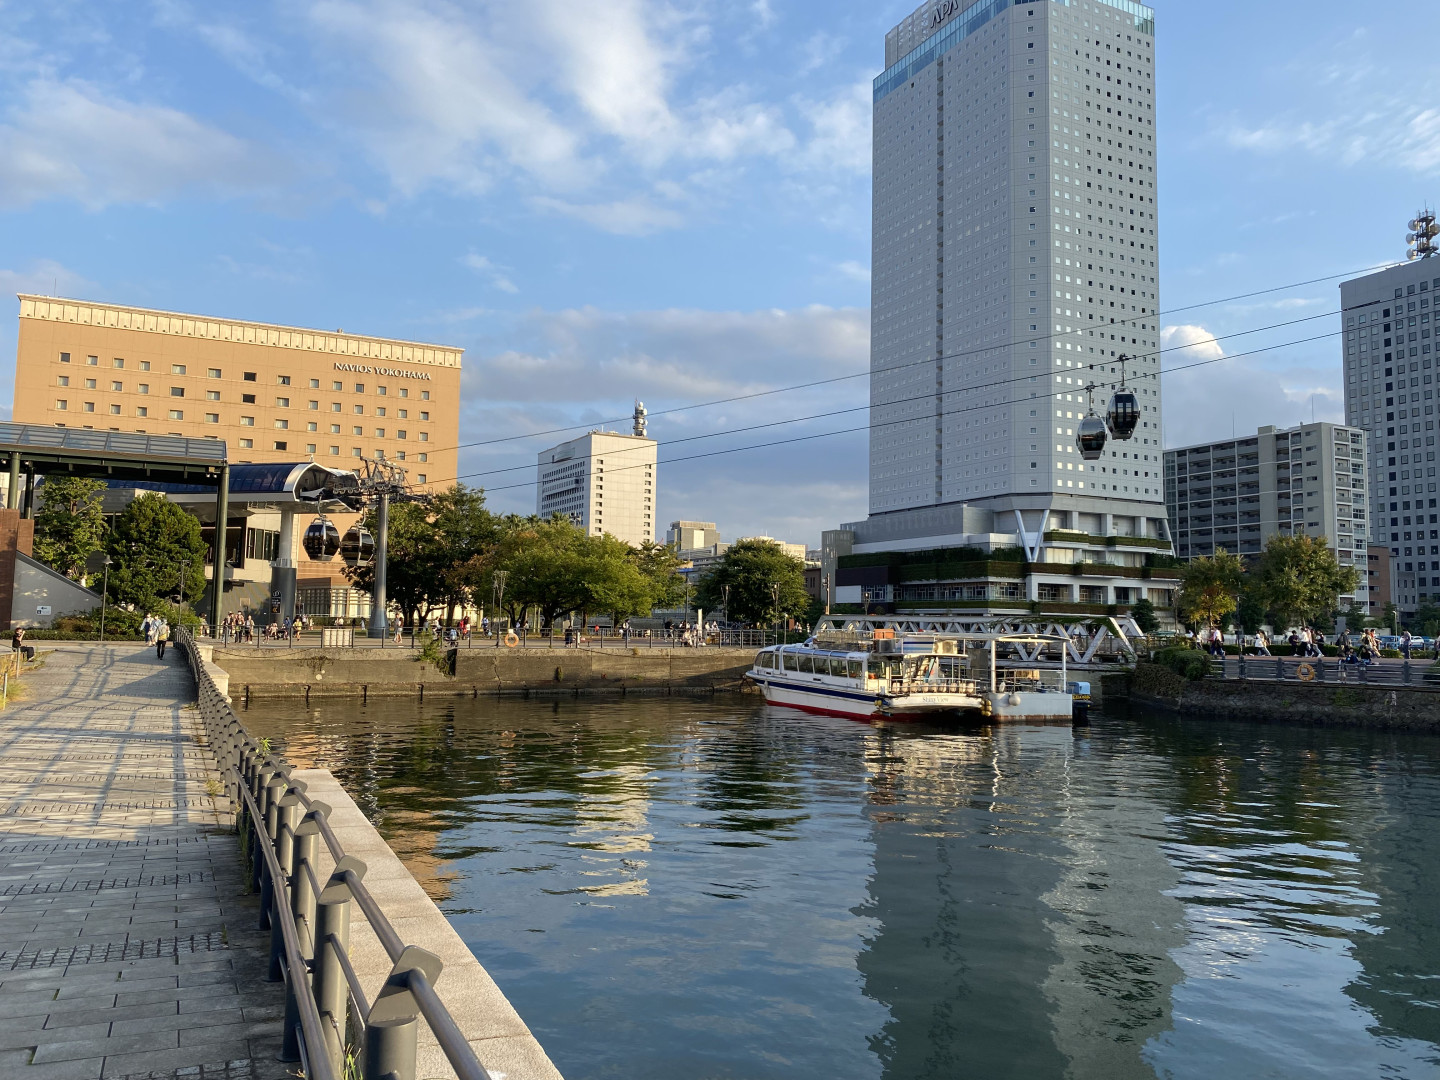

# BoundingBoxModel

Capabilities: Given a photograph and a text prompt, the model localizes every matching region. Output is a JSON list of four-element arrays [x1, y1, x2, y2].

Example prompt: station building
[[11, 295, 463, 619]]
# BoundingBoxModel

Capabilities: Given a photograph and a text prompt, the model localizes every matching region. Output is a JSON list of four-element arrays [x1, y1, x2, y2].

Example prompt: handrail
[[176, 628, 496, 1080]]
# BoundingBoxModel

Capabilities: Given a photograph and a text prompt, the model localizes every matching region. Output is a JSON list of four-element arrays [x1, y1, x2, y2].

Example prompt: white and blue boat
[[746, 632, 1079, 722]]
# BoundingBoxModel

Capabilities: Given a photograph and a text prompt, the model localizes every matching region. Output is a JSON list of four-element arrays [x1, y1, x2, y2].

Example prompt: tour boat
[[746, 632, 1080, 723]]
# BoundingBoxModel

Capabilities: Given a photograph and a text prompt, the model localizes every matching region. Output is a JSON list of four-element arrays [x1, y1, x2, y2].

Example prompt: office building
[[1367, 546, 1394, 618], [12, 296, 463, 600], [667, 521, 720, 551], [838, 0, 1171, 619], [1341, 244, 1440, 613], [1164, 423, 1368, 610], [537, 410, 657, 546]]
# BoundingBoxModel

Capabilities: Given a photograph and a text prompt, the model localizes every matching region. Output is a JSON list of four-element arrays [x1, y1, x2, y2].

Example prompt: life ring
[[1296, 663, 1316, 682], [504, 630, 519, 648]]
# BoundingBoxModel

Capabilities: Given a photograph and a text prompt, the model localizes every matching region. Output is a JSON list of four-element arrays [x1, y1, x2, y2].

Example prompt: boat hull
[[751, 676, 981, 721]]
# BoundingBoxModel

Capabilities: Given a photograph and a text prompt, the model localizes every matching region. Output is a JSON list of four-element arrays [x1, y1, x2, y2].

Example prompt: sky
[[0, 0, 1436, 547]]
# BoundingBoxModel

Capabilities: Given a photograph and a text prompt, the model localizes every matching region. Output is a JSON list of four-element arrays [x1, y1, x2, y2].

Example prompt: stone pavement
[[0, 644, 292, 1080]]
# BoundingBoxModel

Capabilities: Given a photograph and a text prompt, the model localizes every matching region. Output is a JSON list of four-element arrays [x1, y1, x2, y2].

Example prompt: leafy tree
[[1130, 597, 1160, 635], [106, 492, 207, 611], [33, 476, 107, 583], [1409, 602, 1440, 638], [693, 539, 809, 627], [631, 541, 686, 611], [582, 534, 656, 624], [1176, 549, 1245, 629], [492, 516, 592, 628], [1233, 588, 1270, 635], [1252, 534, 1361, 632]]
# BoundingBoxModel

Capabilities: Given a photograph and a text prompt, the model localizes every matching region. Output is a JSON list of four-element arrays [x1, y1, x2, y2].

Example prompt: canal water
[[248, 696, 1440, 1080]]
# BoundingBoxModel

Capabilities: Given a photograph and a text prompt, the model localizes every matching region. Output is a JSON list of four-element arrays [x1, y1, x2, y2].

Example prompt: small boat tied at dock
[[746, 630, 1086, 723]]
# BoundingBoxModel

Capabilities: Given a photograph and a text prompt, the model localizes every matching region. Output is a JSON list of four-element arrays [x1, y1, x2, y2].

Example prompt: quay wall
[[1117, 666, 1440, 732], [215, 645, 758, 699]]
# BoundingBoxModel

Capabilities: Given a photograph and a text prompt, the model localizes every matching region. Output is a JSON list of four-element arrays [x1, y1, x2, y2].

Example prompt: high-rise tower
[[865, 0, 1161, 531], [1339, 210, 1440, 615], [834, 0, 1173, 618]]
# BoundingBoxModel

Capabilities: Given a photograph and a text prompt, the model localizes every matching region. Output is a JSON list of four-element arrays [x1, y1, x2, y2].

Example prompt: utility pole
[[368, 490, 390, 640]]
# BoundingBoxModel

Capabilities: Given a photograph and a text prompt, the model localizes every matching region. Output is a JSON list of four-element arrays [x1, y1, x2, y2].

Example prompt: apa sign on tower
[[930, 0, 962, 28]]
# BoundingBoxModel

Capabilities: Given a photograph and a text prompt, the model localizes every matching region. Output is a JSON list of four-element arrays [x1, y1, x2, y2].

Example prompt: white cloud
[[460, 253, 518, 294], [836, 260, 871, 283], [530, 195, 686, 236], [1161, 324, 1226, 363], [793, 80, 871, 174], [0, 79, 283, 208], [0, 259, 91, 298]]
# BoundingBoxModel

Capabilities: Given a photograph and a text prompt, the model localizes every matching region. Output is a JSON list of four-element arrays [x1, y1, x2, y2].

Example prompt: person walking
[[1401, 629, 1413, 660], [155, 620, 170, 659], [392, 616, 404, 645], [1253, 629, 1271, 656]]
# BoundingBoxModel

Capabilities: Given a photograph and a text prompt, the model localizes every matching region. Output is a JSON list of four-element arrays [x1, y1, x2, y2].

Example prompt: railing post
[[316, 856, 367, 1076], [1404, 661, 1412, 685], [290, 803, 330, 958], [365, 947, 444, 1080]]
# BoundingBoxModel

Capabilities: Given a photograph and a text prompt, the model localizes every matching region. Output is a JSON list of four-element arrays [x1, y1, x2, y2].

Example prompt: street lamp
[[770, 582, 781, 645], [721, 584, 730, 644]]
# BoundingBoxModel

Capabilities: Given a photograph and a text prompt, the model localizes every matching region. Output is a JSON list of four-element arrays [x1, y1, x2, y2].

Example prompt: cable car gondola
[[302, 516, 342, 561], [1105, 353, 1140, 440], [340, 524, 375, 569], [1076, 383, 1108, 461]]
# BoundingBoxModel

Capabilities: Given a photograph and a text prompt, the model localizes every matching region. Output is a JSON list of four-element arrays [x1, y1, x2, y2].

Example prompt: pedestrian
[[393, 616, 404, 645], [1401, 629, 1413, 660], [155, 620, 170, 659], [1253, 629, 1271, 656], [143, 614, 157, 646], [11, 627, 33, 664]]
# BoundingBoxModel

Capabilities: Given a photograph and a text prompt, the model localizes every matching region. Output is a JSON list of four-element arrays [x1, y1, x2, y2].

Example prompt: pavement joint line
[[0, 644, 286, 1079]]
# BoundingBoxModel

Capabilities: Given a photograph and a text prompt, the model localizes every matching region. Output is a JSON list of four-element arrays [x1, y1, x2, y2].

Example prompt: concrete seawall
[[217, 645, 758, 699], [1120, 671, 1440, 732]]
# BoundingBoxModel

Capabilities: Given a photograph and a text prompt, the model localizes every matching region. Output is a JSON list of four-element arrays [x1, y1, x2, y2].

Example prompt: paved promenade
[[0, 644, 289, 1080]]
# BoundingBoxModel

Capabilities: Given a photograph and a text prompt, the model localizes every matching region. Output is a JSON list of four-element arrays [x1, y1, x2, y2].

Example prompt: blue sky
[[1, 0, 1436, 546]]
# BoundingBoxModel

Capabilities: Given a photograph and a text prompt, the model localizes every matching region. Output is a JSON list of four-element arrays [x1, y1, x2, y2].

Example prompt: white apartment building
[[666, 521, 720, 550], [840, 0, 1170, 617], [1341, 258, 1440, 612], [1165, 423, 1368, 610], [536, 430, 657, 546]]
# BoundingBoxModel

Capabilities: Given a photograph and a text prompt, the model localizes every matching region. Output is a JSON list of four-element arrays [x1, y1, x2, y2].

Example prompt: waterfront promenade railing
[[1207, 655, 1440, 689], [205, 625, 783, 650], [177, 627, 493, 1080]]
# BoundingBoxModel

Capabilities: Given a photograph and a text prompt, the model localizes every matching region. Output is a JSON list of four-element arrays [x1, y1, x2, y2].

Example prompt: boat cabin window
[[756, 653, 773, 669], [783, 652, 800, 672], [847, 659, 863, 678], [866, 657, 888, 678]]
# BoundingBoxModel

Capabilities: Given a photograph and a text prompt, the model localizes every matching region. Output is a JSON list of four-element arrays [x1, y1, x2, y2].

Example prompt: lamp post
[[98, 555, 112, 643], [770, 582, 780, 646], [721, 584, 730, 645]]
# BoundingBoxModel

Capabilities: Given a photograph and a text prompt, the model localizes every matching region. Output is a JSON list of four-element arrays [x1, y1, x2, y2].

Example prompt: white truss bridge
[[814, 614, 1141, 666]]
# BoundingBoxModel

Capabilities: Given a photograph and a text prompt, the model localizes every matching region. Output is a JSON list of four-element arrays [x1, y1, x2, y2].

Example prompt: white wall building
[[666, 521, 720, 550], [858, 0, 1164, 555], [1341, 255, 1440, 612], [1165, 423, 1369, 610], [537, 431, 657, 546]]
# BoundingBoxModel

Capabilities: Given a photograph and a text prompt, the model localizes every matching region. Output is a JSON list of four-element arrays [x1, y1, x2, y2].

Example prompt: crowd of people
[[1191, 625, 1424, 663]]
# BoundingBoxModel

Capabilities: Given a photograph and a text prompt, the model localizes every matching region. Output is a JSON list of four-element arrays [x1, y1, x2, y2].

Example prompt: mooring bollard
[[365, 947, 445, 1080]]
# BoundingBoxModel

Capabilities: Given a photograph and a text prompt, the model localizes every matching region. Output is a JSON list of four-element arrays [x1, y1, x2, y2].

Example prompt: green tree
[[493, 516, 592, 628], [1130, 597, 1160, 635], [1176, 549, 1245, 629], [1409, 602, 1440, 638], [33, 476, 107, 583], [582, 534, 656, 624], [1252, 534, 1361, 632], [631, 541, 686, 611], [694, 538, 809, 626], [1233, 588, 1270, 635], [106, 492, 207, 611]]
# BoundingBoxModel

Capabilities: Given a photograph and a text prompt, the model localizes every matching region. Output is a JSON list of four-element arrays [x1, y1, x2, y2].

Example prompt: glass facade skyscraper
[[861, 0, 1165, 544]]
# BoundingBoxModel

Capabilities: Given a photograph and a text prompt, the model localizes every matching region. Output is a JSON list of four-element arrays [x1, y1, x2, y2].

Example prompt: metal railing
[[177, 628, 493, 1080], [1208, 655, 1440, 690], [203, 625, 781, 650]]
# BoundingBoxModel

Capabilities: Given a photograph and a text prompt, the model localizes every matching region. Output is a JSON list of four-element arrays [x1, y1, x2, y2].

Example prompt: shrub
[[1152, 645, 1210, 681]]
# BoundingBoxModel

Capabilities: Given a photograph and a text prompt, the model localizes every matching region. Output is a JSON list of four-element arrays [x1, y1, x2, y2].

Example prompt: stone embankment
[[1117, 663, 1440, 731], [217, 645, 758, 700]]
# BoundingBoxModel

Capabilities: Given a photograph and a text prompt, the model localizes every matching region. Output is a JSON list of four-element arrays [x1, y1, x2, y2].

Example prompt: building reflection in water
[[854, 723, 1184, 1080]]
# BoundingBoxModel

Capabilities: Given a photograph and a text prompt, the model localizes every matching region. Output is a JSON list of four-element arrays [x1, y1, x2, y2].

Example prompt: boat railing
[[888, 677, 981, 697], [994, 669, 1069, 693]]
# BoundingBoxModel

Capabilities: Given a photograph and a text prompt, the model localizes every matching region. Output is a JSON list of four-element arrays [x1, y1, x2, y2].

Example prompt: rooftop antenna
[[1407, 207, 1438, 260], [633, 399, 648, 438]]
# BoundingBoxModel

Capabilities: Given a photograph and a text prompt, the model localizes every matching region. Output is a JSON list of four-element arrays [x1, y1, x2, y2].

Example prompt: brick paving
[[0, 644, 292, 1080]]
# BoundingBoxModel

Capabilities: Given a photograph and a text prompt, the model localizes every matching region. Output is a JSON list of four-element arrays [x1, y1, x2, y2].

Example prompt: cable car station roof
[[102, 461, 361, 510], [0, 424, 227, 485]]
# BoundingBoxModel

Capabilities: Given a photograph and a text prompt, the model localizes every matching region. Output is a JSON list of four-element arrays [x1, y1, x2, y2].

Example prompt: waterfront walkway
[[0, 644, 288, 1080]]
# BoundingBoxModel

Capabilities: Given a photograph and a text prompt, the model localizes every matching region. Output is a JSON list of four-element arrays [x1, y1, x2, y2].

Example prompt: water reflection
[[250, 698, 1440, 1080]]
